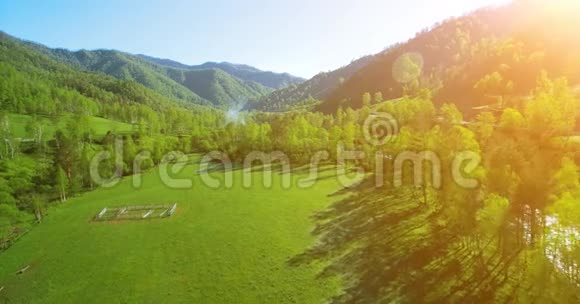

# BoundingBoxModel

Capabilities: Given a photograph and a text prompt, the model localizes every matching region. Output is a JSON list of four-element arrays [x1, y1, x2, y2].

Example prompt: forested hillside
[[318, 1, 580, 115], [253, 55, 375, 111], [0, 32, 215, 120], [138, 55, 305, 90], [11, 34, 282, 108], [32, 46, 211, 106], [164, 67, 272, 108]]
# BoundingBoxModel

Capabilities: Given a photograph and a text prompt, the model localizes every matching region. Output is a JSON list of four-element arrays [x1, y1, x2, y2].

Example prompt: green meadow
[[8, 113, 134, 139], [0, 157, 344, 303]]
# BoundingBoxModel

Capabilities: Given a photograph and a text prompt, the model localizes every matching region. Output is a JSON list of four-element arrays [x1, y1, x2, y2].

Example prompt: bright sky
[[0, 0, 510, 78]]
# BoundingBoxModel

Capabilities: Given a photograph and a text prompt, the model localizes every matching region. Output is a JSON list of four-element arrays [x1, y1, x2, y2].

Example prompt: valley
[[0, 1, 579, 303]]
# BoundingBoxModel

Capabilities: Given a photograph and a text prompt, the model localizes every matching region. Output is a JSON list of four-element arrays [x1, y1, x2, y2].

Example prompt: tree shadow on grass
[[288, 178, 576, 303]]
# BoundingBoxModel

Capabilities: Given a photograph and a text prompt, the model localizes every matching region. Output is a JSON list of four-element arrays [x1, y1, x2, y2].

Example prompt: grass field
[[0, 156, 344, 303], [8, 114, 134, 139]]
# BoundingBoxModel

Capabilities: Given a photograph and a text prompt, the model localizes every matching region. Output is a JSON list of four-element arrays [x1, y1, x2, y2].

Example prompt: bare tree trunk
[[35, 208, 42, 223], [60, 186, 67, 202]]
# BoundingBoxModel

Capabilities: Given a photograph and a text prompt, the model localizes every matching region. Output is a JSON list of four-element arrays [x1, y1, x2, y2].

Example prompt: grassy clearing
[[0, 156, 344, 303], [8, 113, 133, 139]]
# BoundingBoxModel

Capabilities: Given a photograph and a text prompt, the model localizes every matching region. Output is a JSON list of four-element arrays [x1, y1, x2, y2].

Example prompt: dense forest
[[0, 0, 579, 302]]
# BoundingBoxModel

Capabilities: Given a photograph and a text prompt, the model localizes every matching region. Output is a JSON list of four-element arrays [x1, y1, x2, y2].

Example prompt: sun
[[533, 0, 580, 10]]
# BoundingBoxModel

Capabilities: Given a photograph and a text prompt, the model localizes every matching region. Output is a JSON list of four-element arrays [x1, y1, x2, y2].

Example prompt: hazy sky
[[0, 0, 510, 78]]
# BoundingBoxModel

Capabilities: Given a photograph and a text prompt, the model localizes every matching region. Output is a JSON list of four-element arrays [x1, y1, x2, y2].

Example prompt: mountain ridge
[[252, 55, 376, 111], [2, 32, 300, 108], [137, 54, 306, 89]]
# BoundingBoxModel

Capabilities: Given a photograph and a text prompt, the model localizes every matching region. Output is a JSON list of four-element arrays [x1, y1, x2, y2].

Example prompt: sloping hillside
[[0, 31, 219, 131], [195, 62, 305, 89], [137, 55, 305, 90], [15, 35, 275, 108], [253, 55, 375, 111], [319, 1, 580, 113], [22, 43, 211, 106], [166, 68, 272, 108]]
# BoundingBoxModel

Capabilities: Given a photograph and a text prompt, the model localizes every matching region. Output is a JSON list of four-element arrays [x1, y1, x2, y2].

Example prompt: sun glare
[[534, 0, 580, 10]]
